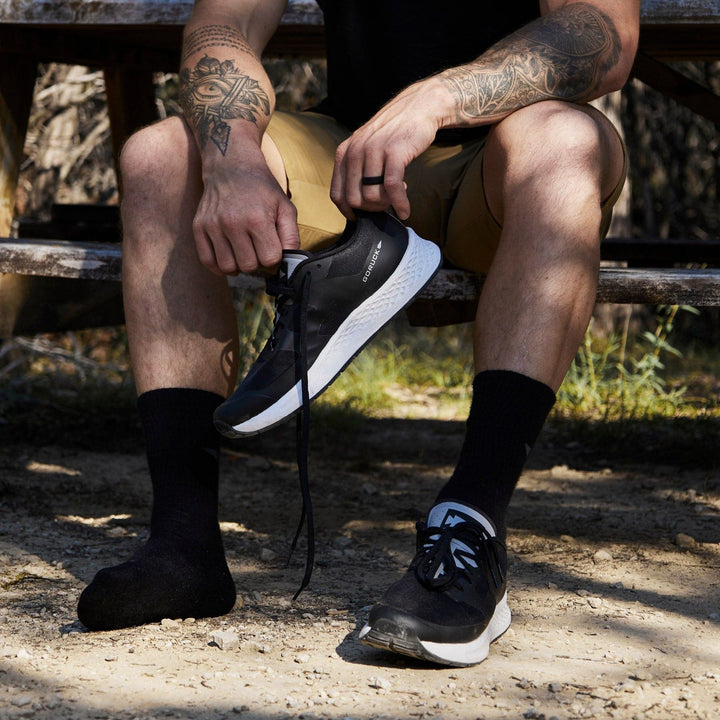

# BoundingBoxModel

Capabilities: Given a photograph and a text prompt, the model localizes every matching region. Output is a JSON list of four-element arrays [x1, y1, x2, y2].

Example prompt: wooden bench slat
[[0, 0, 323, 26], [2, 0, 717, 26], [2, 239, 719, 306]]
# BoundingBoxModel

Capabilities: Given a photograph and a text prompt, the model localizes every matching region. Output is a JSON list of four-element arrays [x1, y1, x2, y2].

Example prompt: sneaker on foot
[[213, 211, 441, 437], [359, 500, 510, 667]]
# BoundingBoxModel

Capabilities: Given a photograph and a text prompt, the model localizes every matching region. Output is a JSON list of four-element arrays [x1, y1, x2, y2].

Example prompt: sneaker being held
[[214, 211, 442, 437], [359, 501, 510, 667]]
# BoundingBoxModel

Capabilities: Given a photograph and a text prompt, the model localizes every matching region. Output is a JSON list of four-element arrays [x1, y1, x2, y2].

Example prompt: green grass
[[1, 301, 717, 457]]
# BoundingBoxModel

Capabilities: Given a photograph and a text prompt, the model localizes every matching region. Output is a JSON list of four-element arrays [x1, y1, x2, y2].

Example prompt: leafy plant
[[557, 305, 700, 420]]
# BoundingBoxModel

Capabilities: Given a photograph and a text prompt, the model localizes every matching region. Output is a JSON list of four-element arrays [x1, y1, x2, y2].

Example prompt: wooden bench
[[1, 0, 719, 333]]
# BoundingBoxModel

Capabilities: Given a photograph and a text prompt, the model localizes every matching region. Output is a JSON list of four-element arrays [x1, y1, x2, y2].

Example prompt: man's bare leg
[[77, 117, 287, 630], [476, 101, 624, 390], [435, 101, 625, 537]]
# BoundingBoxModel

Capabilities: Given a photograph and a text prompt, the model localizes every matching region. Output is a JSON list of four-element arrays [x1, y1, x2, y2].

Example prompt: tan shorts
[[266, 109, 627, 274]]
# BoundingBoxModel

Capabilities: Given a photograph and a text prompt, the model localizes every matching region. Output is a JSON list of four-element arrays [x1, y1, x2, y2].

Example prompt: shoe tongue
[[280, 251, 310, 281], [427, 501, 496, 537]]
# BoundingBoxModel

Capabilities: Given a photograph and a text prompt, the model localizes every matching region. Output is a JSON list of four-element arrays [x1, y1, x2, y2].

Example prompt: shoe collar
[[426, 500, 497, 538], [280, 252, 311, 281]]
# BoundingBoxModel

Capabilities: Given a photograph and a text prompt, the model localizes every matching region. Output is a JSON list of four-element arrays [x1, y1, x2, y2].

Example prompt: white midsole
[[231, 229, 441, 434], [419, 592, 511, 665], [359, 591, 511, 666]]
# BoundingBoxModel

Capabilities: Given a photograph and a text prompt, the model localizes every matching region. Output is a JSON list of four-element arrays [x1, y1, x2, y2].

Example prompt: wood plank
[[640, 0, 720, 24], [0, 239, 124, 281], [1, 0, 717, 26], [0, 0, 323, 25], [2, 239, 720, 306]]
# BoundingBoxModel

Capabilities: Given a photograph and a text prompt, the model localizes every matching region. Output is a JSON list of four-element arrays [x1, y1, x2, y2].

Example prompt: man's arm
[[331, 0, 640, 220], [180, 0, 300, 276], [437, 0, 639, 128]]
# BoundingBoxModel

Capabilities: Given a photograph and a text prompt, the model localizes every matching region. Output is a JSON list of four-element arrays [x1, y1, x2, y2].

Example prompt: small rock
[[361, 482, 378, 495], [259, 548, 277, 562], [575, 589, 590, 597], [523, 708, 543, 719], [548, 682, 563, 693], [709, 612, 719, 621], [333, 536, 352, 548], [369, 675, 392, 690], [674, 533, 696, 549], [559, 534, 575, 543], [16, 648, 31, 659], [631, 670, 652, 681], [294, 654, 310, 664], [246, 455, 272, 471], [210, 629, 239, 651], [160, 618, 180, 628], [10, 696, 32, 708], [106, 526, 127, 537], [243, 640, 269, 654], [587, 597, 603, 609], [593, 549, 613, 563], [232, 705, 250, 714], [104, 655, 118, 662]]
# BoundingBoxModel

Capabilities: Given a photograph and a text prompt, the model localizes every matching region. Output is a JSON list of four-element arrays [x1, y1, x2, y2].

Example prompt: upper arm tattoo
[[179, 54, 271, 155], [441, 3, 622, 123]]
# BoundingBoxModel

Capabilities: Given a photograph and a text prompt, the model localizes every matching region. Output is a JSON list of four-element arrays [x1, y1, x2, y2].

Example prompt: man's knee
[[484, 101, 622, 221], [119, 116, 197, 205], [504, 101, 610, 166]]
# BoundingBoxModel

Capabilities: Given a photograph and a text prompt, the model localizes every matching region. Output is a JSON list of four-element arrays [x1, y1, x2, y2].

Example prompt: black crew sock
[[77, 388, 236, 630], [435, 370, 556, 541]]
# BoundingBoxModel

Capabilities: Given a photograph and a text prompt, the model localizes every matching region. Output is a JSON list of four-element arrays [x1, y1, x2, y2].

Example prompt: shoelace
[[414, 520, 506, 591], [267, 270, 315, 600]]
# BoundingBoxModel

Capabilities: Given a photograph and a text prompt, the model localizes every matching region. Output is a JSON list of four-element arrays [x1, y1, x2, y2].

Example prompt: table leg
[[104, 65, 159, 166], [0, 53, 37, 236]]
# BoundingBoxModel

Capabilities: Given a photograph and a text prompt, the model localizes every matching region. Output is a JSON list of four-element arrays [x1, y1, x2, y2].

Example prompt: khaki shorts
[[266, 110, 626, 274]]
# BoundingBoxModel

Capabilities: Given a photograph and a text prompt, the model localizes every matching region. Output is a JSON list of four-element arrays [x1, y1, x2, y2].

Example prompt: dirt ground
[[1, 406, 719, 720]]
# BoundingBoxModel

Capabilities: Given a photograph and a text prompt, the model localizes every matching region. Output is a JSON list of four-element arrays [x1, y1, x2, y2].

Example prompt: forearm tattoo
[[182, 24, 256, 62], [180, 54, 270, 155], [442, 3, 622, 123]]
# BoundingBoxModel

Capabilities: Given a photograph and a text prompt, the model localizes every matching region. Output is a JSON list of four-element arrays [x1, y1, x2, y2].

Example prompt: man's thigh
[[266, 112, 491, 262], [265, 111, 349, 251]]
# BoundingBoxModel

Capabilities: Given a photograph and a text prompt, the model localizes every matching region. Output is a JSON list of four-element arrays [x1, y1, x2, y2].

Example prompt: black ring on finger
[[361, 175, 385, 186]]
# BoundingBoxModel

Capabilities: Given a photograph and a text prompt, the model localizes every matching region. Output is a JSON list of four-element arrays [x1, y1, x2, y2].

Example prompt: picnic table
[[0, 0, 719, 334]]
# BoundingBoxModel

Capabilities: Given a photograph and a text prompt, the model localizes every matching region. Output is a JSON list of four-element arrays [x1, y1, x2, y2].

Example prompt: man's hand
[[330, 79, 448, 221], [193, 150, 300, 276]]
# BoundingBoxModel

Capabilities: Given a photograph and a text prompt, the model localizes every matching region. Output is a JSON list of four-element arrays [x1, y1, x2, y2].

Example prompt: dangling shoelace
[[266, 270, 316, 600], [414, 521, 505, 591]]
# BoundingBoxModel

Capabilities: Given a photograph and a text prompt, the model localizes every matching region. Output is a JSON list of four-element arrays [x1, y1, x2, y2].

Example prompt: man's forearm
[[179, 22, 273, 156], [438, 3, 627, 127]]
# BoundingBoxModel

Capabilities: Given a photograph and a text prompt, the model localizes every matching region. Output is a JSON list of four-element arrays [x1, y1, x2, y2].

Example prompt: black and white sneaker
[[214, 211, 442, 437], [359, 500, 510, 667]]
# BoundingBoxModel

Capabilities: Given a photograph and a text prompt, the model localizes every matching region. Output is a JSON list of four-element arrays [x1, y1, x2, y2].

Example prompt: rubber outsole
[[218, 229, 442, 437], [358, 592, 511, 667]]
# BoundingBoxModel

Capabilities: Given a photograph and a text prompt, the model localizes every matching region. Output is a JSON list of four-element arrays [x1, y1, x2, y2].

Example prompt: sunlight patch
[[26, 460, 81, 476]]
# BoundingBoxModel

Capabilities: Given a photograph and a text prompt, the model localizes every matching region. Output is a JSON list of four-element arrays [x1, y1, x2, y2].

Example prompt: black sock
[[77, 388, 236, 630], [435, 370, 556, 541]]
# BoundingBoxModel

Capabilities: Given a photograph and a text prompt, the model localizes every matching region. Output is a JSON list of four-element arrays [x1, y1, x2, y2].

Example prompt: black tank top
[[313, 0, 540, 138]]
